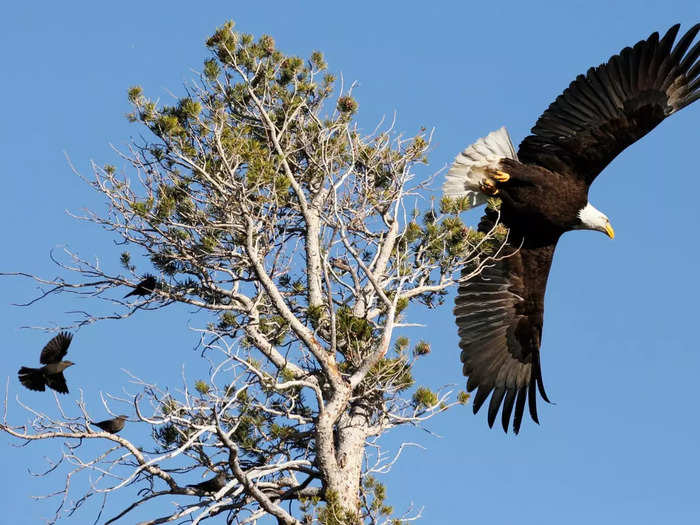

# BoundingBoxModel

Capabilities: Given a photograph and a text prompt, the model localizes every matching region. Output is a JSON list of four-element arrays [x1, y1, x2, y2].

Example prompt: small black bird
[[18, 332, 75, 394], [124, 274, 157, 298], [93, 415, 128, 434], [187, 471, 226, 493]]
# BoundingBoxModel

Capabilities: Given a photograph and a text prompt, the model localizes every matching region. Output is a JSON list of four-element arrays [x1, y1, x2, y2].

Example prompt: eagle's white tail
[[443, 127, 518, 208]]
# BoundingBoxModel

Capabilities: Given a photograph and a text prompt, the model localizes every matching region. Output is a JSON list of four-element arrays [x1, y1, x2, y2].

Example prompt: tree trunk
[[316, 402, 369, 523]]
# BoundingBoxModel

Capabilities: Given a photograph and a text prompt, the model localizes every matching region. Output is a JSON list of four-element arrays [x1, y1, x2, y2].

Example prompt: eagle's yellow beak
[[605, 222, 615, 239]]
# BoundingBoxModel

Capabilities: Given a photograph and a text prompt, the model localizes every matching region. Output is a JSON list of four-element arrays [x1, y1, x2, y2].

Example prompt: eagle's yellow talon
[[493, 170, 510, 182], [480, 180, 499, 195]]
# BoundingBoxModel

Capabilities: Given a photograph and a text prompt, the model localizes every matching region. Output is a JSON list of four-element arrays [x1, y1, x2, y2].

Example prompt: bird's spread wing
[[46, 373, 69, 394], [455, 214, 555, 433], [39, 332, 73, 364], [518, 23, 700, 184]]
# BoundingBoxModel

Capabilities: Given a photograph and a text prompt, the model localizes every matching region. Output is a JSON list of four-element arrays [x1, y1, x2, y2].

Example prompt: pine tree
[[1, 21, 503, 524]]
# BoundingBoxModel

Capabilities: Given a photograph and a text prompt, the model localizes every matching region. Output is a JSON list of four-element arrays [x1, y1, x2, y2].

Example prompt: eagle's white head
[[576, 202, 615, 238]]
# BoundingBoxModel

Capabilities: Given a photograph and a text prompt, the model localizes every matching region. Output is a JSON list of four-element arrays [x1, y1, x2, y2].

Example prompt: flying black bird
[[124, 274, 157, 298], [443, 24, 700, 434], [187, 471, 227, 493], [18, 332, 75, 394], [93, 415, 128, 434]]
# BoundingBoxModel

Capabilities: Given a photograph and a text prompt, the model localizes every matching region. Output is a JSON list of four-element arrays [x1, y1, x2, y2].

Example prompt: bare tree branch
[[1, 21, 505, 524]]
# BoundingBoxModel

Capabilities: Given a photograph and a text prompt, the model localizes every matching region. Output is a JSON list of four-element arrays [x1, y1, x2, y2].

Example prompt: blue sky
[[1, 1, 699, 524]]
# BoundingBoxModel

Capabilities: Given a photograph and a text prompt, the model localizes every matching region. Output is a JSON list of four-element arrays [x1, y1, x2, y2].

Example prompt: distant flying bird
[[93, 415, 128, 434], [124, 274, 157, 298], [187, 471, 226, 493], [443, 24, 700, 434], [18, 332, 75, 394]]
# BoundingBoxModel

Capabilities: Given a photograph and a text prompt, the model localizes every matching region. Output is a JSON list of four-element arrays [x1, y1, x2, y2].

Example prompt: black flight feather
[[487, 387, 506, 428], [513, 388, 527, 435], [501, 389, 517, 433]]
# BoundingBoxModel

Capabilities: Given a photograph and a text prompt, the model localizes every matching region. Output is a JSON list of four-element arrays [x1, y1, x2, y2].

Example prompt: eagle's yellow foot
[[480, 179, 499, 195], [492, 170, 510, 182]]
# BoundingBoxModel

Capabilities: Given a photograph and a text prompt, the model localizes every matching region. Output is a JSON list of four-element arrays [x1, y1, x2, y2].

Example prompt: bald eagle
[[444, 24, 699, 434]]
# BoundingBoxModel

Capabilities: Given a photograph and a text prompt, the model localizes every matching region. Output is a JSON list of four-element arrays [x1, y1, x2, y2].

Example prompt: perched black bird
[[444, 24, 700, 433], [124, 274, 157, 298], [18, 332, 75, 394], [93, 415, 128, 434], [187, 471, 226, 493]]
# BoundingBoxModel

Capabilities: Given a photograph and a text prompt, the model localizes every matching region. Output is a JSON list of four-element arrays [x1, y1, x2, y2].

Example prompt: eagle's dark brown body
[[497, 158, 589, 239], [449, 23, 700, 433]]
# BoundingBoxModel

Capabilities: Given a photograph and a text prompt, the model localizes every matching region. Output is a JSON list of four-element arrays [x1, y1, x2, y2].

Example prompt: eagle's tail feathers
[[442, 126, 518, 208]]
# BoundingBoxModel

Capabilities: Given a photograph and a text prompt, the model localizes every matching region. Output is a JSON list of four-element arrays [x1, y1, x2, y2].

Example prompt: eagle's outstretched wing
[[455, 211, 555, 433], [518, 23, 699, 185]]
